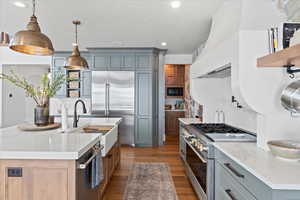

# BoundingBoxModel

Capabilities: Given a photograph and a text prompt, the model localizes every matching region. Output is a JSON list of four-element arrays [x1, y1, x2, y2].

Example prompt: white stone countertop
[[214, 142, 300, 190], [0, 117, 122, 160], [178, 118, 202, 125]]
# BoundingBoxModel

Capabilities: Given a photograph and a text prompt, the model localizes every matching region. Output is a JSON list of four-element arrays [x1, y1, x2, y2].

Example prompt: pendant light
[[9, 0, 54, 56], [0, 32, 10, 46], [65, 20, 88, 70]]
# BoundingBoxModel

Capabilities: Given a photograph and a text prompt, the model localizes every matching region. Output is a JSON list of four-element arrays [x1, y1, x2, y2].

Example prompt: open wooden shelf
[[257, 44, 300, 67]]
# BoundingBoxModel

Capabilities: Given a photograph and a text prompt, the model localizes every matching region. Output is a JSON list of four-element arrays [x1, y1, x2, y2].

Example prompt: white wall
[[0, 47, 51, 127], [1, 65, 49, 127], [165, 54, 193, 65], [192, 76, 257, 133]]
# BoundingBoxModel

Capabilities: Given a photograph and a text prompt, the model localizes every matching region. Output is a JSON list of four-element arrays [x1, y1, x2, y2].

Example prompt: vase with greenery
[[0, 70, 66, 126]]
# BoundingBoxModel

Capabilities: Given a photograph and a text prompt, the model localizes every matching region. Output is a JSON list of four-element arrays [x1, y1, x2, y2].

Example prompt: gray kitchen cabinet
[[135, 117, 153, 146], [136, 53, 153, 70], [52, 55, 67, 98], [52, 52, 92, 98], [109, 54, 136, 70], [93, 55, 109, 70], [214, 147, 300, 200], [53, 48, 163, 147], [135, 71, 153, 146], [215, 162, 256, 200], [123, 54, 136, 70], [80, 70, 92, 98]]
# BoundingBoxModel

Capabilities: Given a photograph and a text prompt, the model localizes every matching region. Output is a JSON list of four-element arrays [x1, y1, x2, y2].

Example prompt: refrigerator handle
[[105, 82, 108, 117], [107, 83, 110, 116]]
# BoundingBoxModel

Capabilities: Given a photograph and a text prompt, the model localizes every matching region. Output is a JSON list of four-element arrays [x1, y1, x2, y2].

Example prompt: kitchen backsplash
[[50, 98, 91, 116]]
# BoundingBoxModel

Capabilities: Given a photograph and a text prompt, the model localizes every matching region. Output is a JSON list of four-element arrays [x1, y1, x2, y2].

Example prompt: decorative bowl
[[268, 140, 300, 160]]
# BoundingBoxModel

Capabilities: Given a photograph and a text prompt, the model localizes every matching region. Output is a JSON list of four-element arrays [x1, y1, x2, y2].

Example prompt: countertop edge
[[213, 143, 300, 190]]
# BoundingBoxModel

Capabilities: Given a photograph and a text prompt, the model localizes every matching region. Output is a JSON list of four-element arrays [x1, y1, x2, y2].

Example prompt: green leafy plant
[[0, 70, 66, 107]]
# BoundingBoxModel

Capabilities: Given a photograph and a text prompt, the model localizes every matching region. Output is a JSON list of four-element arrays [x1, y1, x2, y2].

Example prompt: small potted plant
[[0, 70, 66, 126]]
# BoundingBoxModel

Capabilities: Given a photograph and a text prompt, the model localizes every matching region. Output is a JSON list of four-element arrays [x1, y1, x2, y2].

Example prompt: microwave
[[166, 87, 183, 97]]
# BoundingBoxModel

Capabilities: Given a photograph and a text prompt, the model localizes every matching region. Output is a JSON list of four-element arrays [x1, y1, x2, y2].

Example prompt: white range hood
[[190, 0, 286, 111], [189, 0, 300, 151]]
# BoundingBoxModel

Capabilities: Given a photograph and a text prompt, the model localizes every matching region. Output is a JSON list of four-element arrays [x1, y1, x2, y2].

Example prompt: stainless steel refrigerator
[[91, 71, 135, 146]]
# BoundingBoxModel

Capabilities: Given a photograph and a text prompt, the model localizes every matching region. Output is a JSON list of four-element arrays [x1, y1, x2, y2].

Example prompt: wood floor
[[103, 134, 198, 200]]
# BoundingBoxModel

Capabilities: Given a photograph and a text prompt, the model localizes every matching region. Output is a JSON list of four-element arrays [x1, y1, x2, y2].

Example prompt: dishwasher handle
[[78, 145, 104, 169]]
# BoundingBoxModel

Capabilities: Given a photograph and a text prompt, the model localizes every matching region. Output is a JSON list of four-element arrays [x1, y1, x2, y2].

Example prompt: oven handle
[[78, 145, 104, 169], [225, 189, 237, 200], [183, 137, 207, 164]]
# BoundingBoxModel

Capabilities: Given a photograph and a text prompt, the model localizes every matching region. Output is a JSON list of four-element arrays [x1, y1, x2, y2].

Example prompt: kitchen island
[[0, 117, 122, 200]]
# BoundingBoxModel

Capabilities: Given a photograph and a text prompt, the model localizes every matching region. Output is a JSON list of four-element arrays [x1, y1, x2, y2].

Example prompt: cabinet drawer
[[215, 162, 256, 200], [215, 148, 272, 199]]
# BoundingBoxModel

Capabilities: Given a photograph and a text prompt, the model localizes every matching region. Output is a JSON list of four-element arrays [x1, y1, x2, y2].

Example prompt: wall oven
[[183, 129, 215, 200], [166, 87, 183, 97]]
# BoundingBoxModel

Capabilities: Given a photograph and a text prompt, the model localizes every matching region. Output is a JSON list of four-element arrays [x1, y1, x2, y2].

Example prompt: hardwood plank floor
[[103, 134, 198, 200]]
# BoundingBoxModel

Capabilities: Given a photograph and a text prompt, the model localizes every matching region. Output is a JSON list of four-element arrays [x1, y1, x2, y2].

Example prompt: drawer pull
[[225, 189, 237, 200], [224, 163, 244, 178]]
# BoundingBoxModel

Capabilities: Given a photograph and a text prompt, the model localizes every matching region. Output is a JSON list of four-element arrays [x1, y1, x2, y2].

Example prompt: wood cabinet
[[165, 111, 185, 134], [0, 160, 76, 200], [0, 141, 120, 200], [165, 65, 185, 86], [99, 141, 121, 199]]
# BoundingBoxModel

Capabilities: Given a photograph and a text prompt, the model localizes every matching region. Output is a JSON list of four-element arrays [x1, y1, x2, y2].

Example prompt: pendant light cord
[[73, 20, 81, 46], [32, 0, 36, 16], [75, 23, 78, 45]]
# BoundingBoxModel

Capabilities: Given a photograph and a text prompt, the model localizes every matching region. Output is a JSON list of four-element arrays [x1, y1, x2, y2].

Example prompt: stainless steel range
[[181, 123, 256, 200]]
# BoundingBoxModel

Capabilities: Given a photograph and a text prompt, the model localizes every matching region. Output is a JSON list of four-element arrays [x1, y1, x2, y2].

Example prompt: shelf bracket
[[285, 65, 300, 78]]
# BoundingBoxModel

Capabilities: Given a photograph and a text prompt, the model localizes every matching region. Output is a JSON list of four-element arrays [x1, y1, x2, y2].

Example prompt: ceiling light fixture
[[13, 1, 27, 8], [65, 20, 88, 70], [170, 1, 181, 8], [9, 0, 54, 55], [161, 42, 167, 46]]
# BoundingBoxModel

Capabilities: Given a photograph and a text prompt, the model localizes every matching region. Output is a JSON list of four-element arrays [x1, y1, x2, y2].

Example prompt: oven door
[[186, 143, 207, 193]]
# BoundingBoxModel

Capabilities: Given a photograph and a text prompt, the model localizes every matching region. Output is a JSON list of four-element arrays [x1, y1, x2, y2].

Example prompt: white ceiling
[[1, 0, 223, 54]]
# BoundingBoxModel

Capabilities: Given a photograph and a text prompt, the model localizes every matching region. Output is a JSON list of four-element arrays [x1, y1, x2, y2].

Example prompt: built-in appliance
[[182, 123, 256, 200], [166, 87, 184, 97], [76, 142, 102, 200], [92, 71, 135, 146]]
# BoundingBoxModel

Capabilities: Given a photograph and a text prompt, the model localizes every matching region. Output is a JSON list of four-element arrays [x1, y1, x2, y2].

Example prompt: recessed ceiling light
[[13, 1, 27, 8], [161, 42, 167, 46], [170, 1, 181, 8]]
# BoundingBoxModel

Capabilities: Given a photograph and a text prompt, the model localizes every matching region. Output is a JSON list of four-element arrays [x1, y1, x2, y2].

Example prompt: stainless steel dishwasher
[[76, 142, 102, 200]]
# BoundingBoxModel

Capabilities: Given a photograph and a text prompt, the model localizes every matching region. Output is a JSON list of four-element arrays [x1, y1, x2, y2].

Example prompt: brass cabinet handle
[[225, 189, 237, 200], [224, 163, 244, 178]]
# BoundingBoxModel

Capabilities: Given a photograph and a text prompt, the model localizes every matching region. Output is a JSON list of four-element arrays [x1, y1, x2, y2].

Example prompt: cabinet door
[[81, 70, 92, 98], [0, 160, 74, 200], [136, 54, 152, 70], [53, 70, 66, 97], [93, 55, 109, 70], [215, 162, 256, 200], [122, 54, 136, 70], [135, 72, 153, 146], [165, 65, 177, 85], [136, 72, 152, 116], [109, 55, 122, 70], [176, 66, 185, 86], [136, 117, 152, 146]]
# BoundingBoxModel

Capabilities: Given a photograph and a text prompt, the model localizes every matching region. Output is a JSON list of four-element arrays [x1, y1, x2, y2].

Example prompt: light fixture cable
[[32, 0, 36, 16]]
